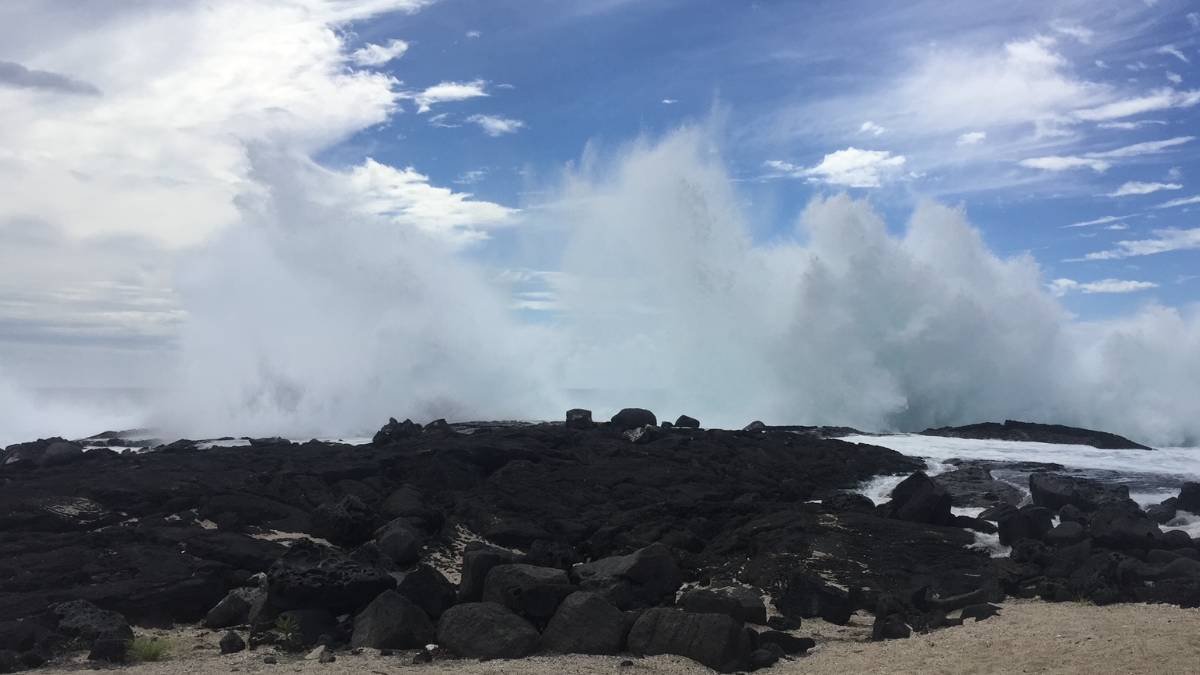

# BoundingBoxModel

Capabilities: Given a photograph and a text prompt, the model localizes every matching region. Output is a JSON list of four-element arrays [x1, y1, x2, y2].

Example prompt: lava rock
[[565, 409, 595, 430], [1090, 507, 1162, 550], [483, 564, 576, 623], [774, 571, 853, 625], [756, 630, 815, 655], [871, 614, 911, 641], [1146, 498, 1178, 525], [372, 418, 420, 445], [921, 420, 1150, 450], [540, 592, 625, 655], [823, 492, 877, 514], [311, 495, 377, 548], [623, 425, 660, 445], [87, 636, 127, 662], [627, 608, 752, 673], [274, 609, 338, 647], [1029, 473, 1138, 513], [610, 408, 657, 430], [266, 541, 395, 614], [436, 602, 539, 659], [678, 587, 767, 625], [750, 646, 780, 669], [743, 421, 766, 432], [1044, 521, 1086, 546], [350, 590, 434, 649], [674, 415, 700, 429], [457, 545, 520, 602], [51, 600, 133, 644], [375, 519, 423, 566], [960, 603, 1001, 622], [882, 472, 953, 526], [206, 588, 263, 629], [573, 543, 682, 610], [220, 631, 246, 654], [395, 565, 457, 620], [1178, 483, 1200, 514], [997, 506, 1054, 546]]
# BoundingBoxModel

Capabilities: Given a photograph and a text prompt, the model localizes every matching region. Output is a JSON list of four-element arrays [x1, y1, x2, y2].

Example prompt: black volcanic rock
[[1179, 482, 1200, 514], [610, 408, 657, 429], [882, 472, 953, 526], [372, 417, 419, 445], [934, 463, 1024, 509], [350, 590, 434, 649], [920, 420, 1150, 450], [573, 543, 681, 611], [266, 541, 395, 614], [540, 591, 625, 655], [627, 608, 752, 673], [565, 409, 594, 429], [1029, 473, 1139, 513], [674, 415, 700, 428], [436, 602, 538, 659], [482, 564, 576, 623]]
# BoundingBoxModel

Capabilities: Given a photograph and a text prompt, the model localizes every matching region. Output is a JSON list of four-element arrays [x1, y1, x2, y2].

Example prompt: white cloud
[[350, 38, 409, 66], [956, 131, 986, 146], [467, 114, 526, 136], [782, 147, 907, 188], [1167, 71, 1183, 85], [466, 30, 481, 38], [1087, 135, 1194, 159], [427, 112, 459, 128], [1049, 278, 1158, 296], [860, 121, 886, 136], [1106, 223, 1129, 230], [1189, 12, 1200, 29], [1074, 89, 1200, 121], [1106, 181, 1182, 197], [1019, 156, 1110, 172], [1095, 59, 1107, 69], [1077, 228, 1200, 260], [661, 98, 678, 104], [1064, 215, 1121, 228], [1155, 194, 1200, 209], [1051, 22, 1093, 44], [1096, 119, 1166, 130], [454, 169, 487, 184], [346, 158, 515, 244], [1158, 45, 1190, 64], [408, 80, 488, 113]]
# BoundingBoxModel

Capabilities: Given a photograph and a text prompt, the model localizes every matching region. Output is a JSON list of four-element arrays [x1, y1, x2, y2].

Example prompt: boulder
[[350, 590, 434, 649], [1044, 521, 1086, 546], [458, 545, 520, 602], [997, 506, 1053, 547], [934, 464, 1024, 509], [380, 486, 430, 523], [627, 608, 752, 673], [871, 614, 910, 641], [482, 564, 576, 623], [674, 415, 701, 429], [311, 495, 376, 547], [743, 421, 766, 432], [274, 609, 338, 647], [372, 417, 420, 445], [823, 492, 877, 514], [1029, 473, 1138, 513], [205, 587, 263, 629], [394, 565, 457, 619], [960, 603, 1001, 622], [774, 571, 853, 625], [1146, 498, 1178, 525], [565, 409, 595, 430], [882, 472, 953, 526], [750, 646, 781, 669], [220, 631, 246, 654], [51, 600, 133, 644], [375, 519, 422, 566], [540, 592, 625, 655], [436, 602, 539, 659], [2, 438, 84, 470], [979, 503, 1019, 522], [87, 636, 127, 662], [1058, 504, 1087, 524], [573, 543, 682, 610], [677, 587, 767, 625], [1090, 507, 1162, 550], [610, 408, 657, 430], [755, 630, 814, 655], [1179, 483, 1200, 514], [266, 540, 396, 614]]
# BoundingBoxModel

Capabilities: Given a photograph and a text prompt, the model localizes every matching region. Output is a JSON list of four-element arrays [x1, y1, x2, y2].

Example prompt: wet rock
[[1044, 521, 1086, 546], [934, 463, 1023, 509], [1029, 473, 1138, 513], [350, 590, 434, 649], [921, 420, 1150, 450], [565, 409, 595, 430], [220, 631, 246, 654], [457, 545, 519, 602], [674, 415, 700, 429], [573, 543, 682, 610], [997, 506, 1053, 547], [627, 608, 751, 673], [540, 592, 625, 655], [979, 503, 1019, 522], [1146, 498, 1178, 525], [1057, 504, 1087, 525], [436, 602, 539, 659], [823, 492, 877, 514], [1178, 483, 1200, 514], [483, 564, 576, 623], [1090, 507, 1162, 551], [882, 472, 953, 526], [610, 408, 657, 430]]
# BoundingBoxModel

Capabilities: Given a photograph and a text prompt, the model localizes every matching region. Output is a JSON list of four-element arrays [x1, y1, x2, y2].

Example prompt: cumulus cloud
[[772, 148, 906, 188], [956, 131, 986, 146], [1049, 278, 1159, 296], [350, 38, 409, 66], [1106, 181, 1182, 197], [860, 121, 886, 136], [409, 79, 488, 113], [0, 60, 100, 95], [467, 114, 526, 136], [1078, 228, 1200, 260]]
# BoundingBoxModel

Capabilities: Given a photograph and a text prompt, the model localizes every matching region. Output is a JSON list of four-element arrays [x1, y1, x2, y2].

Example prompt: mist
[[150, 127, 1200, 447]]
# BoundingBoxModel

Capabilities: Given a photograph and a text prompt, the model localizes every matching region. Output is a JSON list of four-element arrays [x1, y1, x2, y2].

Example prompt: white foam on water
[[1164, 510, 1200, 538]]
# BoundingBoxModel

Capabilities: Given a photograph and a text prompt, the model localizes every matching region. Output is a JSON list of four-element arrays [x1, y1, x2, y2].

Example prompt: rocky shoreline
[[1, 409, 1197, 672]]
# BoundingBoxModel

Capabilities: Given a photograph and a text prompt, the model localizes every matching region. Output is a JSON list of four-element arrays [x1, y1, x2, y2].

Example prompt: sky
[[0, 0, 1198, 434]]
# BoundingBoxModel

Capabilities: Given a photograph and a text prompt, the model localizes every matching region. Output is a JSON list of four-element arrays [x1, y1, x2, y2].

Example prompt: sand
[[35, 600, 1200, 674]]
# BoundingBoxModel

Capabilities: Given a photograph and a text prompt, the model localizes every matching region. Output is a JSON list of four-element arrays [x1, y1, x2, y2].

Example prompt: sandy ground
[[36, 600, 1200, 674]]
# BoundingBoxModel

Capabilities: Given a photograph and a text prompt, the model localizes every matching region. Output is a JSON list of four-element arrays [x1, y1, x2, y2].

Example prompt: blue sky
[[335, 0, 1200, 317], [0, 0, 1198, 394]]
